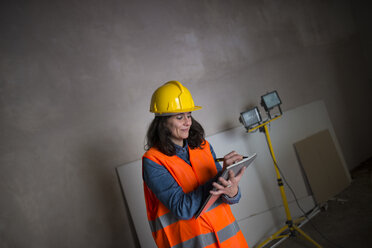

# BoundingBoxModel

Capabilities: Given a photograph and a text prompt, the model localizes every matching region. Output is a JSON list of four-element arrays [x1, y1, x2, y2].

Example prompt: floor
[[269, 158, 372, 248]]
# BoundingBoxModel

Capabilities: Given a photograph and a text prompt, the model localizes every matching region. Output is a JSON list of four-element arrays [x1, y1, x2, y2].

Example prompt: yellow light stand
[[248, 116, 322, 248]]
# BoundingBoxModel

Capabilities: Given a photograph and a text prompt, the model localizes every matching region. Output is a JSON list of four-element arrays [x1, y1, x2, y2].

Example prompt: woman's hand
[[222, 151, 244, 168], [210, 167, 246, 197], [210, 151, 246, 198]]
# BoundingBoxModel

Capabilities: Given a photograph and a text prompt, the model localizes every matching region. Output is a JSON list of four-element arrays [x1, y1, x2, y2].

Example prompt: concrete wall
[[0, 0, 370, 247], [351, 1, 372, 81]]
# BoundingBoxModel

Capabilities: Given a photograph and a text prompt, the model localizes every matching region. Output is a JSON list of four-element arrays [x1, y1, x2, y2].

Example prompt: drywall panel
[[116, 100, 346, 247], [294, 130, 351, 204], [116, 160, 155, 248]]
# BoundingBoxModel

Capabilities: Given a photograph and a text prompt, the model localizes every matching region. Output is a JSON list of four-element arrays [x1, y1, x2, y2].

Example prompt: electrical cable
[[271, 158, 347, 248]]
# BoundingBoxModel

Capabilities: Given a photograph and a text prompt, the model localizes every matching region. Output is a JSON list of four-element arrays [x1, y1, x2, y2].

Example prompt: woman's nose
[[184, 117, 191, 126]]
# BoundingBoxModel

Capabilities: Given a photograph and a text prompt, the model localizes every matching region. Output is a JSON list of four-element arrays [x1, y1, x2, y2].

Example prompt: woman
[[143, 81, 249, 248]]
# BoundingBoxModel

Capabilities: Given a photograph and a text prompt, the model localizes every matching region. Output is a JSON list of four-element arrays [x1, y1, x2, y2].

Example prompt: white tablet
[[195, 153, 257, 218]]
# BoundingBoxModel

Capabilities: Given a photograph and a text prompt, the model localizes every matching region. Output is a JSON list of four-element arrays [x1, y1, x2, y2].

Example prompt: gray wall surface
[[352, 1, 372, 81], [1, 0, 371, 247]]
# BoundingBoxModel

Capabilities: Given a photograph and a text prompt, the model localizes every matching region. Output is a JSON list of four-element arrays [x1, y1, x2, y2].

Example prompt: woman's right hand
[[209, 150, 246, 198], [222, 150, 244, 168]]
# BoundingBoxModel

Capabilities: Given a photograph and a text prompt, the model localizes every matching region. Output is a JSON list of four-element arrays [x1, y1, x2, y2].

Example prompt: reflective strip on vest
[[149, 211, 179, 233], [172, 220, 241, 248], [218, 220, 241, 243], [172, 231, 217, 248], [149, 199, 224, 232]]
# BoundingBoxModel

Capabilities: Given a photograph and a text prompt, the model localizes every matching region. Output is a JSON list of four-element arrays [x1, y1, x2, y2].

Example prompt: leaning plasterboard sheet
[[117, 160, 157, 248], [294, 129, 351, 204]]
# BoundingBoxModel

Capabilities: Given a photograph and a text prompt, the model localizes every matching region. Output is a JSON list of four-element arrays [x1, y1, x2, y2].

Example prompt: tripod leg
[[256, 225, 290, 248], [293, 225, 322, 248]]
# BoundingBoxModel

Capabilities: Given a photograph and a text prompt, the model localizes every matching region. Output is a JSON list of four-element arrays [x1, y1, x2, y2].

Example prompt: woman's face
[[166, 112, 192, 146]]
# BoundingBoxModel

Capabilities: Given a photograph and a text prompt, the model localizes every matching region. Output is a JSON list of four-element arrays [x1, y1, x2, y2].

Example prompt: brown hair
[[145, 116, 205, 156]]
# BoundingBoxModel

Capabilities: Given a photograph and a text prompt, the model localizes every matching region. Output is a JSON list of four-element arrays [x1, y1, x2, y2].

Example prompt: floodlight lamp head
[[260, 90, 282, 119], [239, 107, 262, 130]]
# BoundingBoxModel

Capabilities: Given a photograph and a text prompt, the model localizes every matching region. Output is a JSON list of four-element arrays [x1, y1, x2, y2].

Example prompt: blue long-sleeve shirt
[[143, 141, 241, 220]]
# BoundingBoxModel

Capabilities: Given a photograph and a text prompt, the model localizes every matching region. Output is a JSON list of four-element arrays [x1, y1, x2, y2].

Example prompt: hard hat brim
[[153, 106, 202, 116]]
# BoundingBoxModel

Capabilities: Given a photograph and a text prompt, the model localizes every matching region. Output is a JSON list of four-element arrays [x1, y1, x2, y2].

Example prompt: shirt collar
[[174, 139, 188, 151]]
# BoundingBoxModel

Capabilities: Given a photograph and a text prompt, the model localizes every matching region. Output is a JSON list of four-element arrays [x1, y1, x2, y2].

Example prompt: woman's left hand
[[209, 166, 246, 198]]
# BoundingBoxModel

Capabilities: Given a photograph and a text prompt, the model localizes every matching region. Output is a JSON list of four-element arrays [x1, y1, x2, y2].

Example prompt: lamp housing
[[239, 107, 262, 129], [261, 91, 281, 111], [261, 90, 282, 119]]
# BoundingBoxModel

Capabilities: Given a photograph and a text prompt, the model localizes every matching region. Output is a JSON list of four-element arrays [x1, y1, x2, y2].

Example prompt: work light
[[260, 91, 282, 119], [239, 107, 262, 129]]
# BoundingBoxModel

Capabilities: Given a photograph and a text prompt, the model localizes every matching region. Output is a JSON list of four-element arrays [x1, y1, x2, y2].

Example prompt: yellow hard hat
[[150, 81, 202, 115]]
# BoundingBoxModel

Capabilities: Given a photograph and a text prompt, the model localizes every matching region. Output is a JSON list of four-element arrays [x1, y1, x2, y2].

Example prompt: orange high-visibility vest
[[143, 141, 249, 248]]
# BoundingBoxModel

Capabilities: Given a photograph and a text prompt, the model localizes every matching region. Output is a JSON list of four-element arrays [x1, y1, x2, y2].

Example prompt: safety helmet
[[150, 81, 202, 115]]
